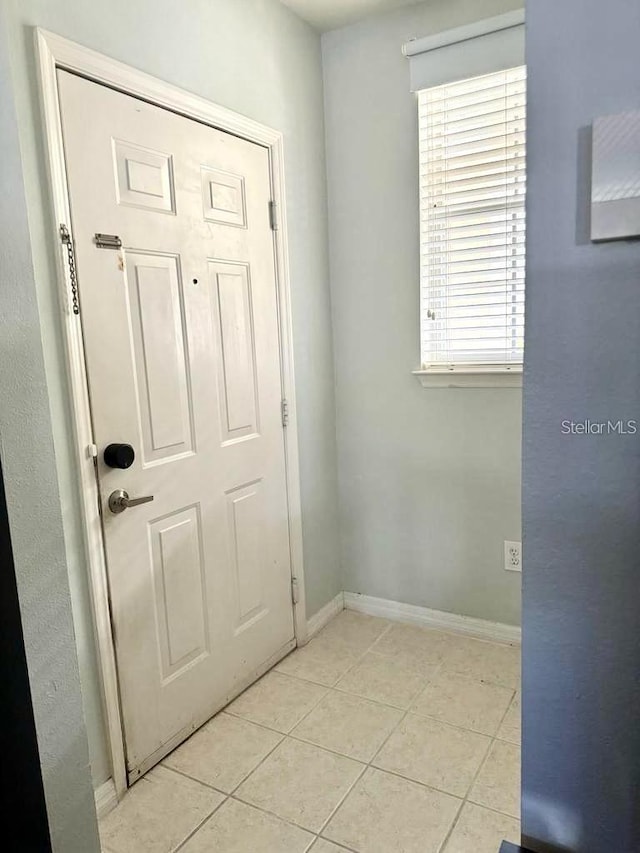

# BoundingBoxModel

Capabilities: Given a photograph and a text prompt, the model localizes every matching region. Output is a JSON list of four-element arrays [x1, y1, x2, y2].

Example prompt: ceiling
[[280, 0, 422, 32]]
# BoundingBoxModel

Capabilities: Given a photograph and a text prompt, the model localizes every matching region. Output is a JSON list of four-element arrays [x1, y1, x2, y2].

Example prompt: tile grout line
[[222, 619, 398, 742], [165, 676, 331, 851], [313, 759, 368, 842], [287, 624, 518, 697], [102, 767, 230, 853], [161, 762, 231, 797], [223, 671, 332, 736], [316, 627, 451, 844], [309, 836, 357, 852], [167, 779, 344, 853], [228, 791, 332, 840], [302, 619, 396, 687], [434, 731, 493, 853], [435, 680, 521, 853], [495, 687, 521, 746], [275, 618, 517, 699], [172, 792, 229, 853]]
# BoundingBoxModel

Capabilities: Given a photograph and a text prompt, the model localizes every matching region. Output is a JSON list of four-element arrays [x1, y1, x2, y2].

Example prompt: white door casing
[[57, 70, 296, 780]]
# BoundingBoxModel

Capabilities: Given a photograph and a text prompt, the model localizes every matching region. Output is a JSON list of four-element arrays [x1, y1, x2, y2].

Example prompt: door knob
[[108, 489, 154, 514]]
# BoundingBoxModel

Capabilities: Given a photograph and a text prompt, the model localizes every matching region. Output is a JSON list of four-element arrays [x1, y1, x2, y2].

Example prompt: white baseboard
[[95, 778, 118, 819], [306, 592, 344, 640], [344, 592, 521, 645]]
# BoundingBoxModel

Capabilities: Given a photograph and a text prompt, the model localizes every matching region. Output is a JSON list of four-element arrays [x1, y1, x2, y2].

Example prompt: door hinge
[[269, 200, 279, 231], [291, 576, 300, 605], [59, 223, 80, 316], [281, 398, 289, 428]]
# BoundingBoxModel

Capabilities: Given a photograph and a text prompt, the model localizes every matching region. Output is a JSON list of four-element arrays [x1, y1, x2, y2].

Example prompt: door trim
[[35, 27, 308, 799]]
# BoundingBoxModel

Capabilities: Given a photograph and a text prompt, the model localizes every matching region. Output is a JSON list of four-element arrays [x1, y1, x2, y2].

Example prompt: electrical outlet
[[504, 540, 522, 572]]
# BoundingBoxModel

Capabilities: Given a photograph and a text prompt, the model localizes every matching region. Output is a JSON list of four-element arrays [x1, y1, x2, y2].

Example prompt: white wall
[[322, 0, 524, 626], [4, 0, 340, 787]]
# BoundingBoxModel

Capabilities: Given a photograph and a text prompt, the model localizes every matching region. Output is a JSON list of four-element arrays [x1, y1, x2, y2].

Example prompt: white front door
[[58, 70, 295, 781]]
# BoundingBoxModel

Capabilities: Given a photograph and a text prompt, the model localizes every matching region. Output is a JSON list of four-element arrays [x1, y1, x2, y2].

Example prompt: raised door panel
[[208, 261, 260, 443], [201, 166, 246, 227], [125, 252, 195, 464], [113, 139, 175, 213], [226, 481, 267, 634], [149, 505, 209, 682]]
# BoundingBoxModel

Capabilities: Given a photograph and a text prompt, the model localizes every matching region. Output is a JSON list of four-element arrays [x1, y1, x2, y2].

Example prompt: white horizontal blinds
[[419, 65, 526, 368]]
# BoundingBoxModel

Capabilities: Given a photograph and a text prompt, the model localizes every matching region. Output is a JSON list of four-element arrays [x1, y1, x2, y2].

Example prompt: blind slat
[[423, 117, 525, 146], [422, 211, 525, 231], [424, 108, 525, 138], [423, 183, 526, 206], [422, 290, 525, 303], [421, 219, 525, 236], [423, 197, 525, 216], [419, 65, 526, 367], [420, 134, 525, 162], [421, 243, 526, 258], [423, 157, 526, 185]]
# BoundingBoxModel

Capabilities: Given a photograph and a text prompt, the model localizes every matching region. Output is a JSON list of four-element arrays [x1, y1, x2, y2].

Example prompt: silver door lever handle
[[108, 489, 154, 514]]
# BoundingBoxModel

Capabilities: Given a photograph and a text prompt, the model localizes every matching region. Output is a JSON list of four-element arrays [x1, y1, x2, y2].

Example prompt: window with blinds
[[418, 65, 526, 371]]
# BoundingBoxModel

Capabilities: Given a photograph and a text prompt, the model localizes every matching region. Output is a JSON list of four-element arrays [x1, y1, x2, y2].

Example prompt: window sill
[[412, 367, 523, 388]]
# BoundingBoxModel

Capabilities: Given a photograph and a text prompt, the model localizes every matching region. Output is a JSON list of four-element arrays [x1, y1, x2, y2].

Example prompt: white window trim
[[413, 366, 522, 388]]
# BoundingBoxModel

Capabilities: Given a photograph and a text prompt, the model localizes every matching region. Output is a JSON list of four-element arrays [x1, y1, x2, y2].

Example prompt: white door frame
[[35, 28, 308, 799]]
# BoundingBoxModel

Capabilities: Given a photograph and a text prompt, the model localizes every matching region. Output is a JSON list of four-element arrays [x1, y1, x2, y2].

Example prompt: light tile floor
[[100, 610, 521, 853]]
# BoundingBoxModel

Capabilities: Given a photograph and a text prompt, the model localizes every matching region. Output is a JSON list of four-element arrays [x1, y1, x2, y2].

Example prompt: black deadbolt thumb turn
[[104, 443, 135, 469]]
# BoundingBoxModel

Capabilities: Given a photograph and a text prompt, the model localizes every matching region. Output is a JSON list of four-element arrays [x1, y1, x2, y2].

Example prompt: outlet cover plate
[[504, 540, 522, 572]]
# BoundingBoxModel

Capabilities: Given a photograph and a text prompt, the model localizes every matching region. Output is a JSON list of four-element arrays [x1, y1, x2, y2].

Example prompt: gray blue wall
[[0, 5, 99, 850], [523, 1, 640, 850], [322, 0, 523, 627], [4, 0, 339, 787]]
